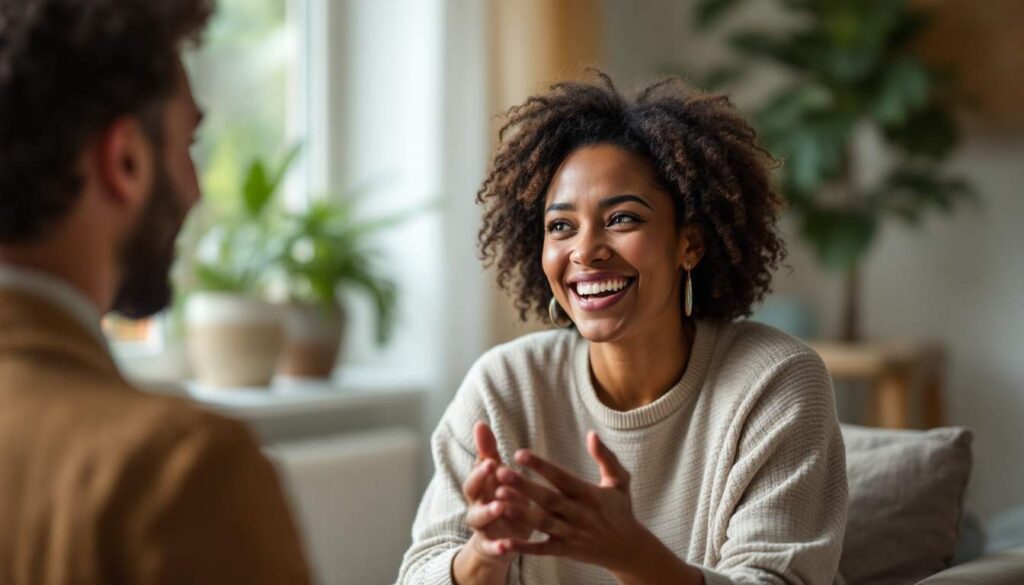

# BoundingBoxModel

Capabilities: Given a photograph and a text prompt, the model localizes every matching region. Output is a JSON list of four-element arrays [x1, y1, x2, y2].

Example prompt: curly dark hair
[[0, 0, 213, 243], [477, 73, 786, 323]]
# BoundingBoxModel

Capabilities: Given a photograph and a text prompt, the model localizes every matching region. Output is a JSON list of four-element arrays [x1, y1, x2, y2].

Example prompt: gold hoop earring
[[684, 264, 694, 318], [548, 296, 573, 328]]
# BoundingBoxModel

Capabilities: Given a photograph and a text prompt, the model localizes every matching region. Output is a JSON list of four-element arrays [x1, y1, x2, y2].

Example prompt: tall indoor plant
[[693, 0, 975, 341]]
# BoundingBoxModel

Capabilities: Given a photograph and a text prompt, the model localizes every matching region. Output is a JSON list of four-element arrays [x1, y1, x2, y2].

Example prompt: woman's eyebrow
[[545, 202, 575, 214], [600, 194, 653, 211], [545, 194, 654, 214]]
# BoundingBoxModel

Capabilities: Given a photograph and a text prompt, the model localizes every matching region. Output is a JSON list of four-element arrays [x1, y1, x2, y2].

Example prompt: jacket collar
[[0, 287, 122, 382]]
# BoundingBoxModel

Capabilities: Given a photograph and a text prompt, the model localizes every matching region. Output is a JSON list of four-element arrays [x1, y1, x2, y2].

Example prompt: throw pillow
[[839, 424, 973, 585]]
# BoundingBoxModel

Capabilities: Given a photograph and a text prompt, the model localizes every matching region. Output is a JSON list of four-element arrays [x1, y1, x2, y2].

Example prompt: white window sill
[[131, 366, 430, 446]]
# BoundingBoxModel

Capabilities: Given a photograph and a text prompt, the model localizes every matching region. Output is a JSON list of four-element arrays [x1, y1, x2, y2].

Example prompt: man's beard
[[111, 162, 188, 319]]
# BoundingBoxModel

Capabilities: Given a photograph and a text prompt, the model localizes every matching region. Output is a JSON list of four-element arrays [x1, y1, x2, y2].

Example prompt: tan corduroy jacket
[[0, 289, 311, 584]]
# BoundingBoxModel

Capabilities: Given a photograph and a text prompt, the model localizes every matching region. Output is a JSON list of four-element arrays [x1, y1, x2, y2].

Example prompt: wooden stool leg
[[871, 372, 911, 429], [922, 377, 945, 429]]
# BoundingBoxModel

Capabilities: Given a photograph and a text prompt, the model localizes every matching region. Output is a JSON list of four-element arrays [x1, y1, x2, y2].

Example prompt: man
[[0, 1, 311, 583]]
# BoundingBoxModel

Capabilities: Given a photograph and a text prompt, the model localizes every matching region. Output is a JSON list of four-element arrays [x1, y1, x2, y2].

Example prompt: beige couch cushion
[[839, 424, 973, 585]]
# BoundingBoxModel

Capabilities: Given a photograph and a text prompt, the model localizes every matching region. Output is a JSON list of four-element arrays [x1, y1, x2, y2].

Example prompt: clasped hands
[[462, 421, 649, 575]]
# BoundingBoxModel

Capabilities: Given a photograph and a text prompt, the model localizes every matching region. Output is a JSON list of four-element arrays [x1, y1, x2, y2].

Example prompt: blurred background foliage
[[186, 0, 290, 217], [692, 0, 977, 339]]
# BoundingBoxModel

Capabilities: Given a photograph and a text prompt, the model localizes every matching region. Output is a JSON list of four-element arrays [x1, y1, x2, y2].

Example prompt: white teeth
[[576, 278, 629, 296]]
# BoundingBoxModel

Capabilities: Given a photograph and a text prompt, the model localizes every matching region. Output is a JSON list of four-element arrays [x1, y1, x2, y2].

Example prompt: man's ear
[[96, 116, 154, 210], [678, 224, 705, 270]]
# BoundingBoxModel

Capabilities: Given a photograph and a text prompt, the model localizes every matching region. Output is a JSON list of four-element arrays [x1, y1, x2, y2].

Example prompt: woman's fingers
[[501, 498, 574, 539], [465, 500, 504, 529], [586, 430, 631, 490], [496, 466, 582, 522], [514, 449, 595, 502], [476, 535, 512, 557], [502, 536, 566, 556], [494, 485, 529, 506], [492, 485, 537, 536], [474, 421, 501, 463], [462, 458, 496, 501]]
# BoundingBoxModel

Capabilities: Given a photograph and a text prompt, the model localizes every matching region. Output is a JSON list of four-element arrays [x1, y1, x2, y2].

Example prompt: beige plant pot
[[186, 292, 286, 388], [277, 303, 345, 379]]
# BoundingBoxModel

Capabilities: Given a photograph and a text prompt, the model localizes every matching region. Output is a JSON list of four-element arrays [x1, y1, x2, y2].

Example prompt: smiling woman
[[398, 73, 848, 585]]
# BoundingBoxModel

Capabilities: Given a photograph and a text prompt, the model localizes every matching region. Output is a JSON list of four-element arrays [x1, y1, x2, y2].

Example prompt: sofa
[[839, 424, 1024, 585]]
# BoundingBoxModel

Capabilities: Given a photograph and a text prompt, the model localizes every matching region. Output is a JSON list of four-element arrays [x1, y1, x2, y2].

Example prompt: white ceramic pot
[[185, 292, 286, 388], [277, 303, 345, 379]]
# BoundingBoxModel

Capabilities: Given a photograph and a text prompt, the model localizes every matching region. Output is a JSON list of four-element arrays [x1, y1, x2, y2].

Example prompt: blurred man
[[0, 1, 311, 583]]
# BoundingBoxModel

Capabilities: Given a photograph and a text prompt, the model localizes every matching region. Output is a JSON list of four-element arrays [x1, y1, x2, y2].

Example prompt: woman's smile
[[567, 273, 636, 312]]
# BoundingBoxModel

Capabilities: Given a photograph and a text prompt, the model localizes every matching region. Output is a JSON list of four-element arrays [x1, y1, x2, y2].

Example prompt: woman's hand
[[452, 422, 535, 583], [491, 431, 661, 577]]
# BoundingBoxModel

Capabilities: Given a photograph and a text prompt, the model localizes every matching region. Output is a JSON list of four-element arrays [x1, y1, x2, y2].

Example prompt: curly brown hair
[[0, 0, 213, 243], [477, 73, 786, 323]]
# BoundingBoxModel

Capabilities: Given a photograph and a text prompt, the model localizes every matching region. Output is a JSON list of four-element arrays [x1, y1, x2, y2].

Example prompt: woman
[[398, 74, 847, 585]]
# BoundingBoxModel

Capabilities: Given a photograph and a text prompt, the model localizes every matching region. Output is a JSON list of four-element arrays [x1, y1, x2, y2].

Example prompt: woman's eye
[[546, 220, 571, 233], [609, 213, 641, 226]]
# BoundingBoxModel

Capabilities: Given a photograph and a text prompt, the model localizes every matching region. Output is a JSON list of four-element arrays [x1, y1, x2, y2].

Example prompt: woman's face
[[541, 143, 701, 344]]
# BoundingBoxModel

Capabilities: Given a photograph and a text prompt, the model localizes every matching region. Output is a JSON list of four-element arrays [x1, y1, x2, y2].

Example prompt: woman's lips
[[569, 278, 634, 312]]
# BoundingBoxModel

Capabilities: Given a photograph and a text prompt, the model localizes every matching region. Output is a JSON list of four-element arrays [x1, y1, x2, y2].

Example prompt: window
[[114, 0, 457, 387], [188, 0, 298, 212]]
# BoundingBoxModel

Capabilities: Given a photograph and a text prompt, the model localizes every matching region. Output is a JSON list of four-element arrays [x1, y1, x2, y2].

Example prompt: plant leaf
[[799, 207, 878, 271], [264, 143, 303, 207], [242, 160, 271, 216], [871, 58, 932, 126], [345, 263, 397, 345], [695, 0, 745, 28], [869, 166, 978, 224], [882, 104, 959, 159], [194, 263, 247, 292]]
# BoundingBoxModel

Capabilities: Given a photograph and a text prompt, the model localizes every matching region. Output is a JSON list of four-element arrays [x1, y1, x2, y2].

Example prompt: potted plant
[[691, 0, 976, 341], [178, 147, 298, 388], [275, 196, 401, 378]]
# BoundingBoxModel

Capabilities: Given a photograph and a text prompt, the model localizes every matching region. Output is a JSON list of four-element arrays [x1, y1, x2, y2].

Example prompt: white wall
[[599, 0, 1024, 521]]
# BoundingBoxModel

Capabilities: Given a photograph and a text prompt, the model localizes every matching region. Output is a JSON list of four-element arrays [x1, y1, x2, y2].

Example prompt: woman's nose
[[570, 226, 611, 265]]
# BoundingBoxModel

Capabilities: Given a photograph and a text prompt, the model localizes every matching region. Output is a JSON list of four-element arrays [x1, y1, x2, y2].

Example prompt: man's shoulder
[[27, 377, 262, 480], [89, 388, 272, 519], [113, 388, 257, 463]]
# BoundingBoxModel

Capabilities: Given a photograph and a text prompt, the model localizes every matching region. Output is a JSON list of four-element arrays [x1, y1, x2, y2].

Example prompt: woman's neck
[[588, 315, 695, 411]]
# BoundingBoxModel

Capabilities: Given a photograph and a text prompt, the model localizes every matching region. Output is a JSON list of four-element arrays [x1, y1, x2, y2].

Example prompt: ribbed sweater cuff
[[700, 566, 735, 585], [414, 547, 460, 585]]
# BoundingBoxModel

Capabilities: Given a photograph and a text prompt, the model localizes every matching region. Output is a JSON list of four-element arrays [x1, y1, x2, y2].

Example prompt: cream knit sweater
[[398, 320, 848, 585]]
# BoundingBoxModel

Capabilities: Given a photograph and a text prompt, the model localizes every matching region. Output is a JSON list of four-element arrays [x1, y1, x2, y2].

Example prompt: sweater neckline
[[572, 320, 718, 430]]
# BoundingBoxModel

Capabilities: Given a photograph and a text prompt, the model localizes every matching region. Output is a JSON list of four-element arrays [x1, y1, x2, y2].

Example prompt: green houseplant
[[189, 147, 298, 293], [178, 146, 299, 387], [179, 143, 408, 381], [692, 0, 976, 341], [275, 196, 401, 377]]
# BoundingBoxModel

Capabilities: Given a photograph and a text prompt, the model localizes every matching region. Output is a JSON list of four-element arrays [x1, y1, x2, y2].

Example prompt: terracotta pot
[[185, 292, 286, 388], [277, 303, 345, 378]]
